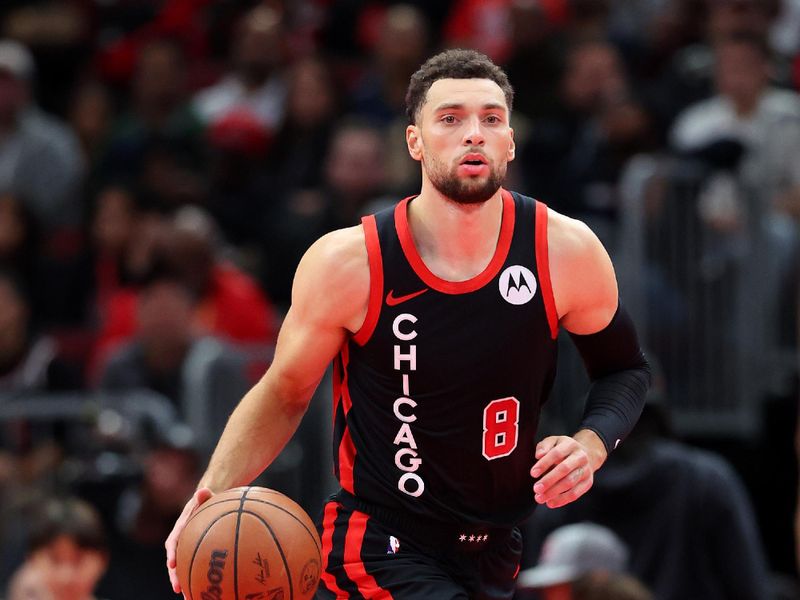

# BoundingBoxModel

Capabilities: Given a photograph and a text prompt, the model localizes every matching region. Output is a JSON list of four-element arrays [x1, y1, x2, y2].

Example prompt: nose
[[463, 115, 485, 146]]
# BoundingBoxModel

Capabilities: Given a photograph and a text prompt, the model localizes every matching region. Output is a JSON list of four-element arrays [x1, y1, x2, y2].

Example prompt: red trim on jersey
[[320, 501, 346, 597], [352, 215, 383, 346], [535, 201, 559, 339], [332, 353, 342, 431], [394, 189, 516, 294], [344, 511, 394, 599], [337, 343, 356, 494], [338, 428, 356, 494]]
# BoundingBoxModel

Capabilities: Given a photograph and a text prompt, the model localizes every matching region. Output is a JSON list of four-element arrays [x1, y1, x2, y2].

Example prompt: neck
[[407, 178, 505, 281], [730, 90, 763, 119]]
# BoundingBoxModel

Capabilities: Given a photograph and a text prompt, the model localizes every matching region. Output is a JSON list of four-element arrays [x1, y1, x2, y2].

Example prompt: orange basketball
[[176, 486, 322, 600]]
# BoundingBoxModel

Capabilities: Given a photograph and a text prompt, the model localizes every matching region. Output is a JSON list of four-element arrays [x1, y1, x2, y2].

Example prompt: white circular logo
[[499, 265, 537, 305]]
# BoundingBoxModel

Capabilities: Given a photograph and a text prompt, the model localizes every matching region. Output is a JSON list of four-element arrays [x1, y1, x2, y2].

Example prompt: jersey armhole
[[352, 215, 383, 346], [535, 201, 559, 339]]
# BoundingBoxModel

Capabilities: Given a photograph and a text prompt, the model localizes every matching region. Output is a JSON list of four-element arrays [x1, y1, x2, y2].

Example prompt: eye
[[485, 115, 501, 124], [441, 115, 457, 124]]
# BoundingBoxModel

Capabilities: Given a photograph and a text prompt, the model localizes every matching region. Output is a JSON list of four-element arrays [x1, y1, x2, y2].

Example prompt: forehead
[[423, 78, 507, 112]]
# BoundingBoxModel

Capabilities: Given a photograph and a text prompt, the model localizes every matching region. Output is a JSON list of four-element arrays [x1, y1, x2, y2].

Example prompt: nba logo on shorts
[[386, 536, 401, 554]]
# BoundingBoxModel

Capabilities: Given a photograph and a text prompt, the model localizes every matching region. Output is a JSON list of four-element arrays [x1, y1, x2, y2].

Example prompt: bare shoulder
[[546, 208, 618, 333], [292, 225, 370, 333], [547, 208, 600, 257]]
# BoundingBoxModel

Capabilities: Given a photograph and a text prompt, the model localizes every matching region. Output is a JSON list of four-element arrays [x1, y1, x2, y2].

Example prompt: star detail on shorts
[[482, 535, 489, 541], [459, 534, 467, 542], [469, 535, 476, 542]]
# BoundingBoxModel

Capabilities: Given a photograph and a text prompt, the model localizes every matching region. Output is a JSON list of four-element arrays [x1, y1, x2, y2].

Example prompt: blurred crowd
[[0, 0, 798, 598]]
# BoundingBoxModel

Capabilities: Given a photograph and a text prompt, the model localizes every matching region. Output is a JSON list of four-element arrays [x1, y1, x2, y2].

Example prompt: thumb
[[194, 487, 214, 505]]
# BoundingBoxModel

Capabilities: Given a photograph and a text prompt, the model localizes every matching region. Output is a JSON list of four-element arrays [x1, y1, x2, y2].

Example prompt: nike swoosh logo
[[386, 288, 429, 306]]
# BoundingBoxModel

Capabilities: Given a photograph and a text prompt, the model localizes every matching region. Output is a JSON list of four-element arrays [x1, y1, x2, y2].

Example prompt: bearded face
[[408, 78, 515, 204], [424, 147, 507, 205]]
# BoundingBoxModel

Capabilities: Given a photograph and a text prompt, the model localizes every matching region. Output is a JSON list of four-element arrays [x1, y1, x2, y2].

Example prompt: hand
[[530, 433, 605, 509], [165, 487, 214, 593]]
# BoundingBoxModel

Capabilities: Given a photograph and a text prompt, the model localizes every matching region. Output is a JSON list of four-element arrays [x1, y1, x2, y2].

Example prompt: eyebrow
[[433, 102, 507, 113]]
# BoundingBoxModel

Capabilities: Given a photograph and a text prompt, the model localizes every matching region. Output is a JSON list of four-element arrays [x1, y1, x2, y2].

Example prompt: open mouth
[[460, 153, 488, 166]]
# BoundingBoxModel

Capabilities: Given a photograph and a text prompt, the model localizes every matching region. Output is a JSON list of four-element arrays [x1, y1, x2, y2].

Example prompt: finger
[[534, 436, 559, 460], [533, 453, 588, 498], [545, 476, 594, 509], [165, 489, 214, 590], [535, 465, 589, 504], [169, 564, 181, 593], [531, 437, 575, 478]]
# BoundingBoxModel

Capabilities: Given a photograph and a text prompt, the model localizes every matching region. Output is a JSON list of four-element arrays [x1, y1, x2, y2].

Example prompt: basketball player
[[166, 49, 650, 599]]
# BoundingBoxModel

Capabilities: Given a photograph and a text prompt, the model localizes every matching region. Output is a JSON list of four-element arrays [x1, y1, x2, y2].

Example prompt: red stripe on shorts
[[343, 511, 394, 599], [320, 501, 346, 597]]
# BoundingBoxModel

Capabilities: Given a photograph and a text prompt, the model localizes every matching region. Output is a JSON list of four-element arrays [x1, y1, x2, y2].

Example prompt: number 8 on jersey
[[482, 397, 520, 460]]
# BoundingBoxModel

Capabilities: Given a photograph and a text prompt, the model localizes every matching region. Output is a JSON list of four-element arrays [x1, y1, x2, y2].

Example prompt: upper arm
[[547, 209, 618, 334], [261, 225, 370, 408]]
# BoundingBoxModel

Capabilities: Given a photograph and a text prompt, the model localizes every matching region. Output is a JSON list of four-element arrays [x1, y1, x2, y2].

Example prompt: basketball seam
[[233, 487, 250, 600], [246, 511, 295, 600], [185, 490, 282, 526], [187, 510, 240, 600], [240, 498, 323, 557]]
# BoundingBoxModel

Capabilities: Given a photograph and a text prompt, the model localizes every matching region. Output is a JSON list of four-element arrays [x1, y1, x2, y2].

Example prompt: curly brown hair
[[405, 49, 514, 125]]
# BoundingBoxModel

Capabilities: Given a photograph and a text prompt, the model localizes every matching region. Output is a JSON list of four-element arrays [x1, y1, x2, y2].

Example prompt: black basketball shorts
[[314, 492, 522, 599]]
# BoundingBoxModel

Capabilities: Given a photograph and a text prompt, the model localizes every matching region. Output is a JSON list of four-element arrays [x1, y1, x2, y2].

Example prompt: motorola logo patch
[[499, 265, 537, 305]]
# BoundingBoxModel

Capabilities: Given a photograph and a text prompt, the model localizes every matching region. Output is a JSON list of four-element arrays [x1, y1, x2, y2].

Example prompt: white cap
[[0, 40, 34, 80], [517, 522, 629, 589]]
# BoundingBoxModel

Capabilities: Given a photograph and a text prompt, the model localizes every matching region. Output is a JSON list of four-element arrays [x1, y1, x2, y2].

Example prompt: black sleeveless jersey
[[331, 190, 559, 528]]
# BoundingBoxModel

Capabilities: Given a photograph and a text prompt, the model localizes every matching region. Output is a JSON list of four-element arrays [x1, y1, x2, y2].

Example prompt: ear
[[507, 128, 516, 162], [406, 124, 423, 162]]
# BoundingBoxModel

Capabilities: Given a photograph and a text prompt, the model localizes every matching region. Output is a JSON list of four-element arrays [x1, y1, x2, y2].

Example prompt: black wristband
[[569, 304, 651, 453]]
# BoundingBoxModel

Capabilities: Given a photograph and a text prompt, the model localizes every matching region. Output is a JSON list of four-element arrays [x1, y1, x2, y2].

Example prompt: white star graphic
[[469, 535, 475, 542], [483, 535, 489, 541], [459, 534, 467, 542]]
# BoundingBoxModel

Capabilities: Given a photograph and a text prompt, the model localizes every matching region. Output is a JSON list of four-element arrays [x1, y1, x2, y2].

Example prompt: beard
[[426, 153, 506, 205]]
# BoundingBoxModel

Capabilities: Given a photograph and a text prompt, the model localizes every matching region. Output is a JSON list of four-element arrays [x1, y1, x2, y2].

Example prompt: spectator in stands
[[97, 270, 250, 455], [522, 392, 771, 599], [0, 39, 83, 230], [517, 521, 653, 600], [0, 270, 81, 393], [571, 572, 653, 600], [164, 206, 277, 345], [99, 432, 199, 600], [350, 4, 430, 125], [503, 0, 565, 121], [442, 0, 513, 65], [193, 5, 287, 131], [0, 192, 38, 307], [68, 81, 113, 177], [93, 205, 277, 369], [204, 105, 274, 247], [269, 55, 339, 192], [262, 118, 389, 306], [517, 522, 629, 598], [671, 33, 800, 220], [102, 38, 205, 211], [707, 0, 779, 46], [88, 184, 143, 313], [5, 497, 109, 600], [670, 33, 799, 335], [521, 40, 653, 240]]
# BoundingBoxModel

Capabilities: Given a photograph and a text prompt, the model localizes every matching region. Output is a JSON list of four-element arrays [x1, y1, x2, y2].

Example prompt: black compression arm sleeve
[[569, 303, 651, 454]]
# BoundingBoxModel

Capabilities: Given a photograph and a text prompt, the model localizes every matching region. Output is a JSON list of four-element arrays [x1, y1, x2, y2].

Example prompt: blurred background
[[0, 0, 797, 597]]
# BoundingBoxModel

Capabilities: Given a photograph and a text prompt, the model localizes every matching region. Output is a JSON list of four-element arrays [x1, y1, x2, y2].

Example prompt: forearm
[[570, 304, 651, 453], [198, 374, 312, 492]]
